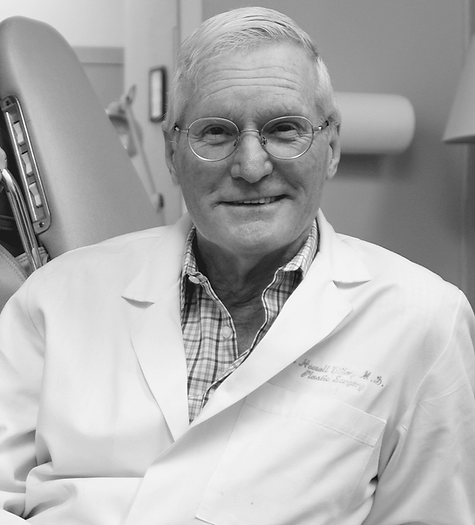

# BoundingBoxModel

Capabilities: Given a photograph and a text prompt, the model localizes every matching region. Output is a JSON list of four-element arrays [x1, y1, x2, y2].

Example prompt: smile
[[230, 196, 281, 205]]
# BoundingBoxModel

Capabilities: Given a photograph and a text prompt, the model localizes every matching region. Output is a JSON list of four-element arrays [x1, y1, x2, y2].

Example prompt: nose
[[230, 130, 273, 183]]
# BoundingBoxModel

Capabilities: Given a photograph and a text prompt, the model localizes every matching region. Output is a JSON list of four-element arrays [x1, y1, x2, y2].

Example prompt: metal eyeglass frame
[[173, 115, 330, 162]]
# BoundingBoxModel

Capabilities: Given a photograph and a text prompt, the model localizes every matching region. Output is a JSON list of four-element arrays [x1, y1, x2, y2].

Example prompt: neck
[[193, 233, 307, 307], [192, 230, 312, 355]]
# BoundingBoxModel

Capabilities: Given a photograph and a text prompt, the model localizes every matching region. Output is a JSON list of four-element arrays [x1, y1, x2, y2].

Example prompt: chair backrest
[[0, 16, 161, 309]]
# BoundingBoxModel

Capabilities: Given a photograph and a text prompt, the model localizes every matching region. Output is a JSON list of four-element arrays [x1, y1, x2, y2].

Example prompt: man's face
[[166, 43, 340, 262]]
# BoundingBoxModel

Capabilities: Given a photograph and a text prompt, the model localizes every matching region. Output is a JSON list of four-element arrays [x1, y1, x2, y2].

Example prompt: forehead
[[187, 44, 318, 121]]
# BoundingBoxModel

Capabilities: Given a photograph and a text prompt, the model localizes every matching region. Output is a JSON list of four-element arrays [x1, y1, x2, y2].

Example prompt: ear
[[326, 127, 341, 181], [162, 126, 180, 186]]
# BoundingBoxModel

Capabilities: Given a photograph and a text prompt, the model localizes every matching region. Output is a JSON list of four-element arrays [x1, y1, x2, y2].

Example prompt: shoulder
[[11, 214, 195, 312], [328, 234, 475, 389], [336, 232, 472, 325], [339, 232, 447, 286], [55, 224, 168, 262], [317, 212, 452, 299], [23, 225, 172, 292]]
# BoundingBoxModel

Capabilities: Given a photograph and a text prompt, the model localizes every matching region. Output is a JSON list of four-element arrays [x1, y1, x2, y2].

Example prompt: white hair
[[163, 7, 340, 133]]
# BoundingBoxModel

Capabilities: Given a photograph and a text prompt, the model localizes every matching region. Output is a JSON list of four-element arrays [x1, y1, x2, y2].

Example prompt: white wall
[[0, 0, 124, 47], [124, 0, 202, 225]]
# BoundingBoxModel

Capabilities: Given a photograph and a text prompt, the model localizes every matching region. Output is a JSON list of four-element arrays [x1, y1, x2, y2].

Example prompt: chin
[[228, 231, 292, 258]]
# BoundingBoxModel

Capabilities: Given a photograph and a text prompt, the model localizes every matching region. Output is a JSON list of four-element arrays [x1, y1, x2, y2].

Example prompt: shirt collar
[[280, 219, 319, 278], [182, 227, 200, 279]]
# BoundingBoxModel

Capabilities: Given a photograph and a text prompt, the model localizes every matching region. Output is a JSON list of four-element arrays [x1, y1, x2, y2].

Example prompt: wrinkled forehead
[[190, 43, 318, 106]]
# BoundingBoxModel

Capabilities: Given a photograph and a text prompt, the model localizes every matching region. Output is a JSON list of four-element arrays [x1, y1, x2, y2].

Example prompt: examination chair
[[0, 16, 160, 311]]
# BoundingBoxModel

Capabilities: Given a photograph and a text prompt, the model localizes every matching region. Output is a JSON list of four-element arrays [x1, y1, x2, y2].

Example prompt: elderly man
[[0, 6, 474, 525]]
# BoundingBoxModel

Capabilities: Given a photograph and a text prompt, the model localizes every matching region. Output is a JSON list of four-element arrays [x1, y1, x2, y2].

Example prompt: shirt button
[[222, 326, 234, 339], [189, 275, 201, 285]]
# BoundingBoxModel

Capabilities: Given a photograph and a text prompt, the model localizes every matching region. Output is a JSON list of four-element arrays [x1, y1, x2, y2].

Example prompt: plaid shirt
[[180, 221, 319, 422]]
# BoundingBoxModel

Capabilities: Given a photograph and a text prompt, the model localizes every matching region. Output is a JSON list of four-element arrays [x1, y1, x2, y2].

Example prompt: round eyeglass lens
[[188, 118, 239, 161], [261, 116, 314, 159]]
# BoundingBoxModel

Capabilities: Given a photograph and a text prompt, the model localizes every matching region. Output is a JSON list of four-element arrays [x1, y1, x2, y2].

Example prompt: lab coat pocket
[[196, 382, 385, 525]]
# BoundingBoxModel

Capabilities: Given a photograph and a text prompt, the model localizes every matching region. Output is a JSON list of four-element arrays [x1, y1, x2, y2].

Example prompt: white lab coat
[[0, 211, 474, 524]]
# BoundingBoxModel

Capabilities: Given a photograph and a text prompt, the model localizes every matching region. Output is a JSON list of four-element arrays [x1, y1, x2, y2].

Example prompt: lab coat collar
[[122, 213, 193, 303], [121, 214, 193, 440], [317, 209, 372, 284]]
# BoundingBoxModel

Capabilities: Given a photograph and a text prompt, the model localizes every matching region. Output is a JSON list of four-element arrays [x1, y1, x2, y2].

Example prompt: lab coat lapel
[[193, 212, 372, 426], [122, 215, 193, 441]]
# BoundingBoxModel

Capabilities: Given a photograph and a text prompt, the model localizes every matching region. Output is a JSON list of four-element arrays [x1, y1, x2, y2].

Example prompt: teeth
[[239, 197, 275, 205]]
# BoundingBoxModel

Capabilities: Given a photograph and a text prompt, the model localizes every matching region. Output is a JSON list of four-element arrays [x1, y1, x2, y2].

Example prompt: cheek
[[174, 154, 201, 194], [294, 159, 329, 215], [297, 156, 327, 194], [308, 147, 332, 189], [174, 156, 218, 212]]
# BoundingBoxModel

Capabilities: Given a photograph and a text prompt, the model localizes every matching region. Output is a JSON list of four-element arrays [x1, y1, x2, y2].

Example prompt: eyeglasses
[[173, 115, 330, 162]]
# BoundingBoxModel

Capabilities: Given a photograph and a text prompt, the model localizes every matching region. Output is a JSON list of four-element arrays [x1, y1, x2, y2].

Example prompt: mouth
[[227, 196, 283, 206]]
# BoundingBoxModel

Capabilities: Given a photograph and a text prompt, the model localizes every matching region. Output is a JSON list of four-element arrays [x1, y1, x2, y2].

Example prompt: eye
[[191, 121, 236, 145], [265, 119, 307, 141], [206, 125, 228, 136]]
